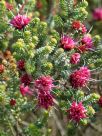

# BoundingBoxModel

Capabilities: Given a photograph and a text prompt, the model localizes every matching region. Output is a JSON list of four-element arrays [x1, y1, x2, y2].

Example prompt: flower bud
[[87, 106, 95, 116], [90, 93, 100, 101], [50, 37, 57, 46], [79, 8, 88, 16], [77, 90, 84, 97], [43, 62, 53, 70], [81, 0, 88, 7], [94, 35, 101, 42], [80, 119, 88, 125], [32, 36, 38, 44], [24, 30, 31, 38]]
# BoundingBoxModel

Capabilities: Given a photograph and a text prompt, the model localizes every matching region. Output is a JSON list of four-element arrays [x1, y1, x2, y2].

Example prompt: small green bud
[[13, 39, 25, 49], [94, 35, 101, 42], [33, 17, 40, 24], [29, 43, 35, 49], [32, 36, 39, 44], [44, 46, 52, 53], [81, 0, 88, 7], [43, 62, 53, 70], [24, 30, 31, 38], [80, 119, 88, 126], [79, 8, 88, 16], [77, 90, 84, 97], [87, 106, 95, 116], [50, 37, 57, 45], [40, 22, 47, 28], [90, 93, 100, 101], [54, 48, 64, 58], [34, 11, 40, 17]]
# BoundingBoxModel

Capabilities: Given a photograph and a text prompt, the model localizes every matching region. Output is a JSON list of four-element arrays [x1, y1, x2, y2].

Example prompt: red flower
[[70, 53, 80, 64], [34, 76, 54, 92], [10, 14, 30, 30], [10, 99, 16, 106], [69, 67, 91, 88], [98, 96, 102, 107], [72, 21, 81, 30], [17, 60, 25, 70], [20, 84, 32, 96], [20, 73, 32, 85], [5, 2, 13, 11], [68, 101, 87, 122], [60, 35, 75, 50], [38, 92, 54, 109], [0, 64, 5, 74]]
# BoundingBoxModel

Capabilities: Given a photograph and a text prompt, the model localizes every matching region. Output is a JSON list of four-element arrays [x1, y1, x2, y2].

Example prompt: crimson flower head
[[69, 67, 91, 88], [81, 35, 93, 49], [5, 2, 13, 11], [98, 96, 102, 107], [10, 99, 16, 106], [20, 84, 32, 96], [72, 20, 81, 30], [17, 60, 25, 70], [10, 14, 30, 30], [60, 35, 75, 50], [70, 53, 80, 64], [68, 101, 87, 122], [38, 92, 54, 109], [20, 73, 32, 85], [93, 8, 102, 21], [34, 76, 54, 92]]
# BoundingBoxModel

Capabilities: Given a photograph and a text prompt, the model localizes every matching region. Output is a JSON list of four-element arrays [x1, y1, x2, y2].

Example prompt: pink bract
[[34, 76, 54, 92], [10, 14, 30, 30], [70, 53, 81, 64], [93, 8, 102, 21], [69, 67, 91, 88], [68, 101, 87, 122], [60, 35, 75, 50]]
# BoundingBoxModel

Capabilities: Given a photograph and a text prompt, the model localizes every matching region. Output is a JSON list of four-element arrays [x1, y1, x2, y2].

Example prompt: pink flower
[[70, 53, 80, 64], [20, 84, 32, 96], [17, 60, 25, 70], [10, 14, 30, 30], [34, 76, 54, 92], [81, 35, 93, 49], [20, 73, 32, 85], [60, 35, 75, 50], [98, 96, 102, 107], [68, 101, 87, 122], [93, 8, 102, 21], [81, 24, 87, 34], [38, 92, 54, 109], [69, 67, 91, 88], [5, 2, 13, 11]]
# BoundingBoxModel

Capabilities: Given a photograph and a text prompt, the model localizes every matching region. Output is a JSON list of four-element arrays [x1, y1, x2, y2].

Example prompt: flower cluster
[[68, 102, 87, 122], [60, 35, 75, 50], [34, 76, 54, 109], [10, 14, 30, 30], [69, 67, 91, 88], [72, 20, 87, 33]]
